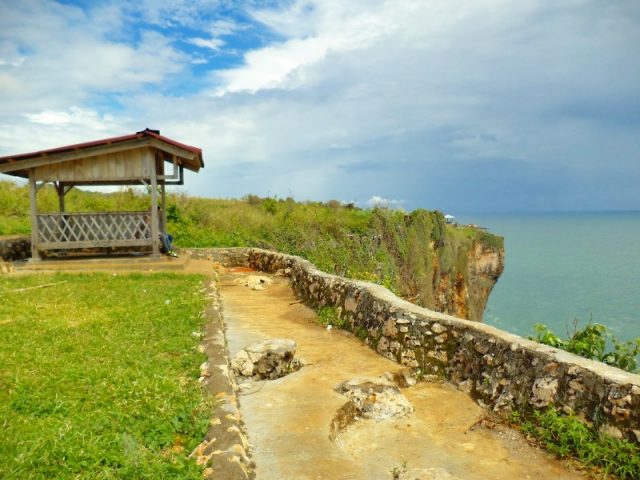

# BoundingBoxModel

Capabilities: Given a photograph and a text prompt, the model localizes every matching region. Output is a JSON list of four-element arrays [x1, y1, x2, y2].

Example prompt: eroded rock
[[232, 339, 299, 380], [531, 377, 558, 408], [335, 376, 414, 421]]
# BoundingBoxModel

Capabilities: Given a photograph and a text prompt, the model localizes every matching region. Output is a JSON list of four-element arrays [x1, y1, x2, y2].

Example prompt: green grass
[[515, 408, 640, 479], [0, 273, 211, 479]]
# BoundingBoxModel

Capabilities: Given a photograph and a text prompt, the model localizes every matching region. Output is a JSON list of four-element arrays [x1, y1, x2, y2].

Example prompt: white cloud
[[25, 106, 115, 130], [213, 0, 395, 95], [188, 37, 225, 51], [0, 1, 187, 112], [366, 196, 405, 209], [209, 18, 244, 37]]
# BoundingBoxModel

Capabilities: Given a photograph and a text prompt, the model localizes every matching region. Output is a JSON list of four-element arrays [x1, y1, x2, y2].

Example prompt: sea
[[457, 212, 640, 343]]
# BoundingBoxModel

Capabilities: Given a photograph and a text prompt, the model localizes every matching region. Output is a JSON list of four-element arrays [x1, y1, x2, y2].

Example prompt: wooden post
[[29, 171, 40, 261], [150, 157, 160, 256], [160, 182, 167, 235], [55, 182, 65, 213]]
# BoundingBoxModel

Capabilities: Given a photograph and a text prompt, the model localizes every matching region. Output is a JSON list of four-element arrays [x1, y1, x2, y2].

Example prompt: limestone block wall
[[197, 247, 640, 443], [0, 235, 30, 261]]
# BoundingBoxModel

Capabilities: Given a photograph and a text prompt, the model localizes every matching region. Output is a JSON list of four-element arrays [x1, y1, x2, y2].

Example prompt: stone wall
[[197, 247, 640, 443], [0, 235, 30, 262]]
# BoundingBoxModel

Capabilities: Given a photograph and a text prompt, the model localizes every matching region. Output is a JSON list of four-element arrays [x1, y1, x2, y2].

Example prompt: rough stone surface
[[531, 377, 559, 408], [335, 376, 414, 421], [232, 339, 298, 380], [0, 236, 30, 262], [190, 247, 640, 444]]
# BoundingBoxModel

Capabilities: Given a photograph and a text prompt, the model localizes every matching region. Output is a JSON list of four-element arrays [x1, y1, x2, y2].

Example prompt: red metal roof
[[0, 128, 203, 164]]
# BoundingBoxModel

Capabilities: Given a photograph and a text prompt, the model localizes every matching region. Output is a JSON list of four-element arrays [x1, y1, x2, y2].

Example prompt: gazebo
[[0, 129, 203, 260]]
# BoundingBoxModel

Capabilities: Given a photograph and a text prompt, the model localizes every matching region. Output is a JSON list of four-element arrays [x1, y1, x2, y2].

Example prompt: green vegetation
[[317, 307, 346, 329], [0, 273, 210, 479], [532, 321, 640, 373], [511, 408, 640, 479], [0, 181, 503, 320]]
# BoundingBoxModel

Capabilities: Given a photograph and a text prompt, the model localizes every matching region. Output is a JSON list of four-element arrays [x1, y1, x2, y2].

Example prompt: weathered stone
[[335, 376, 414, 421], [435, 333, 448, 343], [0, 236, 31, 262], [568, 379, 585, 392], [377, 336, 390, 353], [599, 423, 624, 440], [474, 341, 490, 354], [427, 350, 448, 363], [431, 323, 447, 334], [531, 377, 558, 408], [400, 349, 419, 368], [232, 339, 298, 380], [493, 389, 514, 412], [344, 296, 357, 312], [383, 319, 398, 336]]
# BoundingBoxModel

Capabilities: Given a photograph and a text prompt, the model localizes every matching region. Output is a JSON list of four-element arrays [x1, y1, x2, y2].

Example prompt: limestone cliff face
[[372, 210, 504, 322], [458, 241, 504, 321]]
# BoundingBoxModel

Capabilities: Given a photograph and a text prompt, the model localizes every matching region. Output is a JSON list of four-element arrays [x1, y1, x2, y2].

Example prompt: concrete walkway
[[219, 271, 586, 480]]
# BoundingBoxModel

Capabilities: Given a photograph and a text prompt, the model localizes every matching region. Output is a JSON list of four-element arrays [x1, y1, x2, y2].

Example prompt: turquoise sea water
[[458, 212, 640, 343]]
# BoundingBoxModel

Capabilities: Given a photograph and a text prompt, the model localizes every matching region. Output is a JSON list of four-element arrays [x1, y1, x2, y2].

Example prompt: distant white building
[[444, 214, 456, 224]]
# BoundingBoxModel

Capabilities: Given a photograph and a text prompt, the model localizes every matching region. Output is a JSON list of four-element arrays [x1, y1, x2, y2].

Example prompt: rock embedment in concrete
[[232, 339, 300, 380], [196, 247, 640, 444], [336, 376, 414, 421]]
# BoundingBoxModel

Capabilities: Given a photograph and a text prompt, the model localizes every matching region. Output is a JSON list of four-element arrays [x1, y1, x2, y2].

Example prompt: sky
[[0, 0, 638, 213]]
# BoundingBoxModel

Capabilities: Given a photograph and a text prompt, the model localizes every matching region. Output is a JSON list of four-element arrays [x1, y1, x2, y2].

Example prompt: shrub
[[518, 408, 640, 479], [532, 321, 640, 373]]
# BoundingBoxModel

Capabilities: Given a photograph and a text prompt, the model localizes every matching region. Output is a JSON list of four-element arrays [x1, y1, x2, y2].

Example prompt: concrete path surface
[[219, 270, 586, 480]]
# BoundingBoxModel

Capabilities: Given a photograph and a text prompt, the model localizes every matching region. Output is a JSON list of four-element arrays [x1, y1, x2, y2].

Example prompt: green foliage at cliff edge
[[0, 182, 503, 320]]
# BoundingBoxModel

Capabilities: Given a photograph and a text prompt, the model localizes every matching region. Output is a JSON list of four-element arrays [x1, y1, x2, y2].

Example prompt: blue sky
[[0, 0, 638, 212]]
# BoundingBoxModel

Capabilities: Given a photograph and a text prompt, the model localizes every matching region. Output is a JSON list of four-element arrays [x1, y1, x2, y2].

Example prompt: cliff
[[366, 209, 504, 321], [0, 182, 503, 319]]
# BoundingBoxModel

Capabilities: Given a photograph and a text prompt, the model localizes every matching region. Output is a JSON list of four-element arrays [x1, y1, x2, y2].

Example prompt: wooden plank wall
[[34, 147, 154, 182]]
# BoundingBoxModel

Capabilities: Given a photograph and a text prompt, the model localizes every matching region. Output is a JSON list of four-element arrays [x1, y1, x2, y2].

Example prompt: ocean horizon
[[456, 211, 640, 343]]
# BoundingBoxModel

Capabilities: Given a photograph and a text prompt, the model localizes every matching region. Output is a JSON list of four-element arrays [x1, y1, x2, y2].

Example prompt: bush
[[519, 408, 640, 479], [532, 321, 640, 373]]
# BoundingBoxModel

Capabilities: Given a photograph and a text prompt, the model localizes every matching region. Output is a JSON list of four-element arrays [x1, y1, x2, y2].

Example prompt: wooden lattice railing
[[36, 212, 154, 250]]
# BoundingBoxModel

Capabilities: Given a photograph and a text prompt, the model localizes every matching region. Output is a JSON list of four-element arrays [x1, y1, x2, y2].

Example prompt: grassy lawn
[[0, 273, 211, 479]]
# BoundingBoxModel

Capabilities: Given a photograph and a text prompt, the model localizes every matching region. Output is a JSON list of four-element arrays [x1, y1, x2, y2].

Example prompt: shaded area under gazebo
[[0, 129, 203, 260]]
